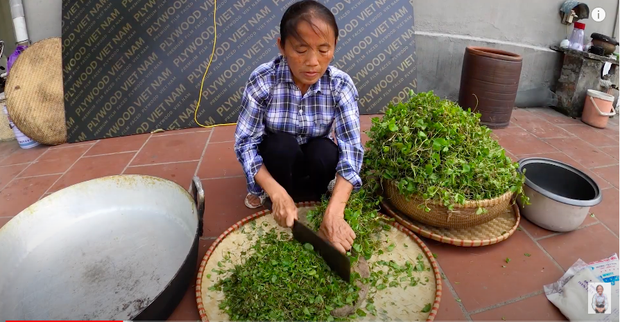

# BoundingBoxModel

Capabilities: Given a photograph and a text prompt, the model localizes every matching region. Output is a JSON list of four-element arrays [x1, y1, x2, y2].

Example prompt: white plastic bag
[[544, 254, 619, 321]]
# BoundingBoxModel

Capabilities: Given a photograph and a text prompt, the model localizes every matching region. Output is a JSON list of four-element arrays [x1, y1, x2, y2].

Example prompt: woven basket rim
[[195, 201, 443, 322], [384, 179, 514, 208], [381, 200, 521, 247]]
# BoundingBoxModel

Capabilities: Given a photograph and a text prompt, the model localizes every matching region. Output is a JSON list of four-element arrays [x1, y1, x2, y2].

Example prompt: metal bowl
[[517, 158, 602, 232]]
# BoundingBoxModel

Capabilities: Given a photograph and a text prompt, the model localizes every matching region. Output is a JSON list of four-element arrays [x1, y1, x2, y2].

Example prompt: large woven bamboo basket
[[383, 179, 514, 229]]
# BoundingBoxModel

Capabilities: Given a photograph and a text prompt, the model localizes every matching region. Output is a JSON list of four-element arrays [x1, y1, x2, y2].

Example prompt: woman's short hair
[[280, 0, 339, 47]]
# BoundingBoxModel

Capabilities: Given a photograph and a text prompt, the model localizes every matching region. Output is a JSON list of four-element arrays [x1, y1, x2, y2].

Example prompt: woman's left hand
[[319, 211, 356, 254]]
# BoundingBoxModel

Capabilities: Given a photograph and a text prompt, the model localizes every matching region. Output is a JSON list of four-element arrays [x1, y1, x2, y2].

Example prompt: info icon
[[591, 8, 606, 22]]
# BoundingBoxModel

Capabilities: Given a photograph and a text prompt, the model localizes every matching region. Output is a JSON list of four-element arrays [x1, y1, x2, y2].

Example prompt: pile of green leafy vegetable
[[209, 189, 434, 321], [362, 90, 528, 211], [212, 228, 362, 321]]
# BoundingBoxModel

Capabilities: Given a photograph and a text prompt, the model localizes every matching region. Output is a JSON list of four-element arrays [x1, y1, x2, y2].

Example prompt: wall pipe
[[9, 0, 29, 44], [613, 4, 618, 40]]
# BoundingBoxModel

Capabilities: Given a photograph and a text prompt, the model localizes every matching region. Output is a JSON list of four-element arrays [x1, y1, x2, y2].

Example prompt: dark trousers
[[259, 131, 338, 203]]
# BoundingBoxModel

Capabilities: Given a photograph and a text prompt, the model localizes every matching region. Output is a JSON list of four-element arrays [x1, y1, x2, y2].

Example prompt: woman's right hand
[[271, 190, 298, 227], [254, 166, 297, 227]]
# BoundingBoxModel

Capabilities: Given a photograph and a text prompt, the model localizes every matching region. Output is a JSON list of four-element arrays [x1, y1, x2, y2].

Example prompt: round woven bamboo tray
[[5, 38, 66, 145], [384, 179, 514, 229], [380, 199, 520, 247], [196, 202, 443, 322]]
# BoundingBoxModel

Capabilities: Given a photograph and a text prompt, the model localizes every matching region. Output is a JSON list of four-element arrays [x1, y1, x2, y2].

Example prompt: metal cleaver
[[292, 220, 351, 283]]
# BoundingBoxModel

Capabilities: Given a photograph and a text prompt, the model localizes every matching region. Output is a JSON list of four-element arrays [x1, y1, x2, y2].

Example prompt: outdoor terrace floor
[[0, 106, 618, 321]]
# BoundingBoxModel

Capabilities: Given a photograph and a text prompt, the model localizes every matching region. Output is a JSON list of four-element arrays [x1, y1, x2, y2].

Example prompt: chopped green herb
[[213, 228, 362, 321], [524, 253, 531, 257], [366, 303, 376, 312], [421, 303, 432, 313]]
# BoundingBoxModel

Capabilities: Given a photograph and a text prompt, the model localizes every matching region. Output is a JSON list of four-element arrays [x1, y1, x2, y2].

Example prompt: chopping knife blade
[[292, 220, 351, 283]]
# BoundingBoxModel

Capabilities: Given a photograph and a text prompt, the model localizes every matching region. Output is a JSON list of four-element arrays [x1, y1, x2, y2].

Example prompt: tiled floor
[[0, 107, 618, 321]]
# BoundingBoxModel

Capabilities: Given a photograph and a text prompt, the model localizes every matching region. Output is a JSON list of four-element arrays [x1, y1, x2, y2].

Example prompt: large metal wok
[[0, 174, 205, 321]]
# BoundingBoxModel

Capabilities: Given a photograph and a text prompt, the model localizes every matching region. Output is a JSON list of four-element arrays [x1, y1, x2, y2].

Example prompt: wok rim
[[1, 174, 198, 239]]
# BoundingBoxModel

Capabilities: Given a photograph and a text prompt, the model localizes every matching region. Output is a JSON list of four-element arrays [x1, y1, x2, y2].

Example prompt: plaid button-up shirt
[[234, 55, 364, 195]]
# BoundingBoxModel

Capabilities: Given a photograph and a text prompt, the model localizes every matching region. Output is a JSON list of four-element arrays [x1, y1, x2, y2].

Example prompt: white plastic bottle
[[0, 92, 39, 149], [568, 22, 586, 51]]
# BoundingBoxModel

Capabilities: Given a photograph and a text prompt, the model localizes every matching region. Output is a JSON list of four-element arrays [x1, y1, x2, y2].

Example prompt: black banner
[[61, 0, 417, 142]]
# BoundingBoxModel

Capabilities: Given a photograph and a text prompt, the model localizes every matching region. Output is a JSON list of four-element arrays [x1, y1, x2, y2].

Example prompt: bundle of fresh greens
[[363, 91, 528, 211]]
